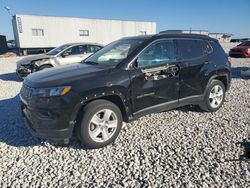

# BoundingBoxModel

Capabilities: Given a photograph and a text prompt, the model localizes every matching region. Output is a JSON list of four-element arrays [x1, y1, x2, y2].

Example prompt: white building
[[12, 14, 156, 54]]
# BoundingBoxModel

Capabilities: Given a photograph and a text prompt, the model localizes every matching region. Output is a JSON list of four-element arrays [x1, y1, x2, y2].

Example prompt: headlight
[[33, 86, 71, 97]]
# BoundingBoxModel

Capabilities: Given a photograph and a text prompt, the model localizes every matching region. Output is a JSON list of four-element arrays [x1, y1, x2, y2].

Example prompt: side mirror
[[128, 59, 139, 69], [61, 51, 69, 58]]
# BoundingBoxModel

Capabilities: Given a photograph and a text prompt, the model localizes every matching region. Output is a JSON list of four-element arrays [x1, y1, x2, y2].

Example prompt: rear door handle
[[204, 61, 209, 65]]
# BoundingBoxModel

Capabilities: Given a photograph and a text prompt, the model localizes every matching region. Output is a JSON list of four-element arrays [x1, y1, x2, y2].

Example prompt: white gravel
[[0, 44, 250, 187]]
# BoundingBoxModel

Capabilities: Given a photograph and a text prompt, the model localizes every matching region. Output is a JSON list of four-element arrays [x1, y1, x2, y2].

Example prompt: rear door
[[176, 39, 211, 99]]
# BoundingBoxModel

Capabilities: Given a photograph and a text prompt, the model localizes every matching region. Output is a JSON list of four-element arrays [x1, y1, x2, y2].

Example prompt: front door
[[129, 39, 180, 116], [56, 45, 88, 65]]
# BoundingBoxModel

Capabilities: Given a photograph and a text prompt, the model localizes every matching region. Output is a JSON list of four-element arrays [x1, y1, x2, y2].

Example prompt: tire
[[199, 80, 225, 112], [77, 99, 123, 149], [38, 64, 53, 71]]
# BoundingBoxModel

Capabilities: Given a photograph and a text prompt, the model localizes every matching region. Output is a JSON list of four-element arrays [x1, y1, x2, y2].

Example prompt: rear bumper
[[19, 94, 75, 142]]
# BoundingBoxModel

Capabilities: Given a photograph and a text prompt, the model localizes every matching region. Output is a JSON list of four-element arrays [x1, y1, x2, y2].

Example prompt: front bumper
[[19, 93, 76, 142]]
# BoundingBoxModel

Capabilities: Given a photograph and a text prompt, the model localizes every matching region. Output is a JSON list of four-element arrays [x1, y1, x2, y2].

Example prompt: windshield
[[46, 44, 72, 56], [84, 39, 146, 65], [239, 41, 250, 46]]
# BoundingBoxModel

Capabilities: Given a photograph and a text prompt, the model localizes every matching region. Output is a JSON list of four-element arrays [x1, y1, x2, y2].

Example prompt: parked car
[[19, 33, 231, 148], [7, 40, 16, 49], [230, 38, 250, 43], [241, 69, 250, 77], [229, 41, 250, 58], [16, 43, 103, 78]]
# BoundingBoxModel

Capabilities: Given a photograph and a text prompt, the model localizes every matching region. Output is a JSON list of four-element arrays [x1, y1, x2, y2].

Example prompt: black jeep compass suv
[[20, 33, 231, 148]]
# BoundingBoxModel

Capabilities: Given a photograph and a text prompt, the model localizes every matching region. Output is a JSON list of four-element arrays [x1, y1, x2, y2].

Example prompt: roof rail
[[159, 30, 184, 34], [157, 30, 211, 38]]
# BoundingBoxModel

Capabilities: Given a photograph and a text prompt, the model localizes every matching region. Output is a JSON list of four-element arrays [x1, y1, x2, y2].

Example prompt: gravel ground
[[0, 44, 250, 187]]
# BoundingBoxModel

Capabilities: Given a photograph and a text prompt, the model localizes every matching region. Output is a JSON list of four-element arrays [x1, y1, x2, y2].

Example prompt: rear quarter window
[[203, 41, 213, 54], [210, 41, 227, 59], [177, 39, 204, 60]]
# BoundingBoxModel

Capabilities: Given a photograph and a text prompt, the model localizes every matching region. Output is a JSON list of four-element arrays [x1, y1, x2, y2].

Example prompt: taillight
[[246, 48, 250, 53]]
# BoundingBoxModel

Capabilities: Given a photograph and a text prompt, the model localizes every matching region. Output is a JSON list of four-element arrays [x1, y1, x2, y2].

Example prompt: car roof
[[120, 35, 154, 40], [64, 42, 103, 47], [120, 33, 216, 42]]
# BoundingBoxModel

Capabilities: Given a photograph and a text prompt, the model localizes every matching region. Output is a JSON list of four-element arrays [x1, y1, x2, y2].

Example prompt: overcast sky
[[0, 0, 249, 40]]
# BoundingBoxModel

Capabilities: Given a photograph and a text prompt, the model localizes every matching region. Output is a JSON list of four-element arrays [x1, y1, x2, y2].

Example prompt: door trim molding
[[133, 100, 178, 119], [132, 94, 204, 120]]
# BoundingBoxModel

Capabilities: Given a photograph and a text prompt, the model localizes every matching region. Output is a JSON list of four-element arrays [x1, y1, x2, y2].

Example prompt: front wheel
[[38, 64, 53, 71], [199, 80, 225, 112], [77, 100, 122, 149]]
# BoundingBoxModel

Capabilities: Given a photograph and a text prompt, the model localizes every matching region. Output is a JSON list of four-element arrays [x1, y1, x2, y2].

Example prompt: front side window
[[46, 44, 72, 56], [84, 39, 146, 65], [79, 30, 89, 36], [32, 29, 44, 36], [178, 39, 204, 60], [137, 40, 176, 68]]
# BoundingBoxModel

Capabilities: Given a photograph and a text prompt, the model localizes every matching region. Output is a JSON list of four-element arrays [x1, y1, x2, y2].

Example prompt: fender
[[203, 71, 230, 96], [69, 90, 131, 126], [32, 59, 54, 70]]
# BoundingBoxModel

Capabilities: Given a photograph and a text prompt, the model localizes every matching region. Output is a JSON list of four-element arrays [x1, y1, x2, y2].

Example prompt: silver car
[[16, 43, 103, 78]]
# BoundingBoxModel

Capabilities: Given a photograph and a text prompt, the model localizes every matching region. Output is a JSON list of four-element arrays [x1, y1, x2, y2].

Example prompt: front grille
[[20, 84, 34, 100]]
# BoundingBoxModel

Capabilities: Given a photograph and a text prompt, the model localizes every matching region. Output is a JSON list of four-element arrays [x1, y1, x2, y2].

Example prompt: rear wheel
[[199, 80, 225, 112], [77, 100, 122, 149]]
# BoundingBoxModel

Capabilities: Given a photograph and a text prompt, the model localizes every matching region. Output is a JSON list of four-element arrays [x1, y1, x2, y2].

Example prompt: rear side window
[[178, 39, 204, 60], [88, 45, 102, 53]]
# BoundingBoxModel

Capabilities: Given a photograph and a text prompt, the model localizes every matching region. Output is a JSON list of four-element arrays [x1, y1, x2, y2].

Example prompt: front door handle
[[142, 64, 179, 80]]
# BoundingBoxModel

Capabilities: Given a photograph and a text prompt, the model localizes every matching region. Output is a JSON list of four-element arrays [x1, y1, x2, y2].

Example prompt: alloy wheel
[[209, 85, 224, 109], [88, 109, 118, 143]]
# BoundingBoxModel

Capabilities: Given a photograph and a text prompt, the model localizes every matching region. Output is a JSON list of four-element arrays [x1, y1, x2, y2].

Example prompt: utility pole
[[4, 6, 13, 16]]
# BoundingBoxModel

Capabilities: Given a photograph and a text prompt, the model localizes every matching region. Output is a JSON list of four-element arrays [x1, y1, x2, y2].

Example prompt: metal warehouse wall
[[0, 35, 8, 54], [13, 14, 156, 48]]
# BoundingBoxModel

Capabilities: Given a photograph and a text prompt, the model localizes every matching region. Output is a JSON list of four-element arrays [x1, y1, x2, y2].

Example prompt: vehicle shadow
[[0, 95, 83, 148], [0, 72, 22, 82], [231, 67, 250, 80], [219, 141, 250, 163], [0, 95, 41, 147], [237, 141, 250, 159], [175, 105, 203, 113]]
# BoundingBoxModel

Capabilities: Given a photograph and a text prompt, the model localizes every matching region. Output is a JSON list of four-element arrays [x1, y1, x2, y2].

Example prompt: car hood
[[24, 63, 111, 88], [16, 54, 53, 66]]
